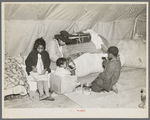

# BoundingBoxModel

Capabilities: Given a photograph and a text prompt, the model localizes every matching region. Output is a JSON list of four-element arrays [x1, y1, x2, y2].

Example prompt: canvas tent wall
[[4, 3, 147, 57]]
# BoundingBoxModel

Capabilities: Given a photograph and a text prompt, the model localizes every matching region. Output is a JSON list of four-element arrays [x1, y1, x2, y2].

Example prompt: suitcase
[[67, 33, 91, 45], [55, 31, 91, 45]]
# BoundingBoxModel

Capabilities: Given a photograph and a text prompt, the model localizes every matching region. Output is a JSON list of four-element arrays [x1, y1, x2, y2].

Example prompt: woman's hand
[[32, 66, 37, 73]]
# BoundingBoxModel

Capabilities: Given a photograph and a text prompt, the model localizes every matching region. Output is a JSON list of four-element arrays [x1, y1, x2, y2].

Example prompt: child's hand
[[40, 69, 47, 75], [68, 61, 76, 69], [32, 66, 37, 73]]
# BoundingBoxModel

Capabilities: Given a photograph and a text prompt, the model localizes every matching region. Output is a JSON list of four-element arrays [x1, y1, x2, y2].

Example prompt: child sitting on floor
[[55, 57, 71, 77], [55, 57, 80, 88]]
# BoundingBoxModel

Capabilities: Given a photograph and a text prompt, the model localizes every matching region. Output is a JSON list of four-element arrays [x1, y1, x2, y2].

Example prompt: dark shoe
[[45, 96, 55, 101], [39, 94, 48, 101], [36, 89, 39, 93], [49, 89, 53, 93]]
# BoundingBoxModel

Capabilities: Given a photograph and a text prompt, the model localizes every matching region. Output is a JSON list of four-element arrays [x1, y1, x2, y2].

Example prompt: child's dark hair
[[107, 46, 119, 57], [33, 37, 46, 50], [56, 57, 67, 67]]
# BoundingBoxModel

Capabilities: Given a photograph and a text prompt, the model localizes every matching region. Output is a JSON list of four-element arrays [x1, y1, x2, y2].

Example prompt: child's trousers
[[37, 81, 49, 97]]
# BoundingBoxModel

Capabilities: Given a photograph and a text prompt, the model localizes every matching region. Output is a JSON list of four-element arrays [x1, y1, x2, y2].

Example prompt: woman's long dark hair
[[33, 37, 46, 50]]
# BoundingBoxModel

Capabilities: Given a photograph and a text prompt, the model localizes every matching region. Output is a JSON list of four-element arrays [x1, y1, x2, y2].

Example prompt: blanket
[[83, 29, 110, 52], [117, 39, 146, 68], [4, 54, 29, 95], [74, 53, 107, 77]]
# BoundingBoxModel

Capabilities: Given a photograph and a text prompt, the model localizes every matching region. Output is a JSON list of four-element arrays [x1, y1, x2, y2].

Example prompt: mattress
[[4, 85, 27, 96]]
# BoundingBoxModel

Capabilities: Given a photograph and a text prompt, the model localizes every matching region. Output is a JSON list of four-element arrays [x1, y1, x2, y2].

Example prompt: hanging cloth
[[56, 40, 63, 57], [83, 29, 103, 49], [36, 53, 44, 75]]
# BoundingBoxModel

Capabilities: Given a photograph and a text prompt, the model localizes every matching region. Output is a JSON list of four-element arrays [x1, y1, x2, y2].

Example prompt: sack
[[117, 39, 146, 68]]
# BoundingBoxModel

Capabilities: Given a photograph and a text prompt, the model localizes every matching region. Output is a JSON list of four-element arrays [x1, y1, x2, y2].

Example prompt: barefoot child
[[25, 38, 55, 101], [91, 46, 121, 93]]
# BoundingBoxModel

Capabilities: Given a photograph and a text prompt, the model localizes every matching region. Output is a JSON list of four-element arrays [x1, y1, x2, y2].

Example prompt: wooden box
[[50, 72, 77, 94]]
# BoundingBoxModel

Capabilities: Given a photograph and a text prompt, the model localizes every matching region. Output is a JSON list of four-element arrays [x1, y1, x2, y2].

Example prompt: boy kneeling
[[91, 46, 121, 93]]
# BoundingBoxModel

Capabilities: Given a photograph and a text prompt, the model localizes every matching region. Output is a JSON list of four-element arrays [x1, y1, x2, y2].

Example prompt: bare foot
[[111, 85, 118, 94], [138, 102, 145, 108]]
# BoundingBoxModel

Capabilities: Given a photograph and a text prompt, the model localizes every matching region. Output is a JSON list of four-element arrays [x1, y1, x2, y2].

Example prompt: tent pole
[[132, 14, 146, 39]]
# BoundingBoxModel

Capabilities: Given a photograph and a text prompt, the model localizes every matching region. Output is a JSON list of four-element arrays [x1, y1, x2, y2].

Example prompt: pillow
[[14, 54, 23, 64]]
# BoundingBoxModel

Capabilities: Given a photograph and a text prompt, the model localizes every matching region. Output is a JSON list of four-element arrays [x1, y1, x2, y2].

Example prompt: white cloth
[[36, 53, 44, 75], [83, 29, 103, 49], [55, 67, 71, 77], [56, 40, 63, 57], [59, 46, 63, 56]]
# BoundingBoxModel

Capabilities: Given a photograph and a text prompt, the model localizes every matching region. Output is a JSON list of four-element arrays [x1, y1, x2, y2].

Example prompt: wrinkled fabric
[[83, 29, 104, 49], [5, 4, 146, 57], [4, 54, 29, 94], [74, 53, 108, 77], [46, 39, 70, 62], [117, 39, 146, 68]]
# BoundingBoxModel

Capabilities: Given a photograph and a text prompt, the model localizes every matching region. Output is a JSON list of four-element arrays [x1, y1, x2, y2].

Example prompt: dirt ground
[[4, 67, 146, 109]]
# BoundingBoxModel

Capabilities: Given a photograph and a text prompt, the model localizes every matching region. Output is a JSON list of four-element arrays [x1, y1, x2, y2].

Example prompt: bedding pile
[[4, 54, 29, 96], [117, 39, 146, 68]]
